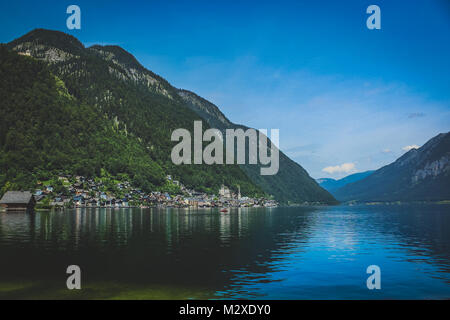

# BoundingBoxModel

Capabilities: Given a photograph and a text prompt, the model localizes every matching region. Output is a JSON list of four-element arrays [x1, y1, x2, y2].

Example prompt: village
[[0, 174, 278, 211]]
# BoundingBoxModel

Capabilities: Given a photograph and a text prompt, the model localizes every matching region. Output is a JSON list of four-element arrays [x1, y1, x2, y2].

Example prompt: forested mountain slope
[[2, 29, 336, 204]]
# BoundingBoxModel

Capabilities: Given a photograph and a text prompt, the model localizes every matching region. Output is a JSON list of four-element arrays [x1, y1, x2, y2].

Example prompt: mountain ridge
[[334, 132, 450, 202], [316, 170, 375, 194], [2, 28, 337, 204]]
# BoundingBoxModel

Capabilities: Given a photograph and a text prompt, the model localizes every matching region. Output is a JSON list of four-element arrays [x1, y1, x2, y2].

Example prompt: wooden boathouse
[[0, 191, 36, 212]]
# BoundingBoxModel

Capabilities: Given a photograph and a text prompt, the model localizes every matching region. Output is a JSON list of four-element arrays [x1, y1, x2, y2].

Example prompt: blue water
[[0, 204, 449, 299]]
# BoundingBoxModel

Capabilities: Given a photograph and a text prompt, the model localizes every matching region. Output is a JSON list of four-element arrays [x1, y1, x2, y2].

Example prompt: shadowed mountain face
[[177, 90, 337, 204], [3, 28, 336, 204], [334, 132, 450, 202], [316, 171, 375, 194]]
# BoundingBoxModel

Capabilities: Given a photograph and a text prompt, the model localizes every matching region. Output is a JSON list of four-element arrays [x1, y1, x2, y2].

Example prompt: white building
[[219, 185, 231, 198]]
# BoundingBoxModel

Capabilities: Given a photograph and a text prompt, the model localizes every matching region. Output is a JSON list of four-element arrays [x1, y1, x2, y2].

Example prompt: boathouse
[[0, 191, 36, 212]]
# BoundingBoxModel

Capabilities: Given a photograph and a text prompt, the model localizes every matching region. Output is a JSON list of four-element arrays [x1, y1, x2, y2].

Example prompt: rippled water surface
[[0, 205, 449, 299]]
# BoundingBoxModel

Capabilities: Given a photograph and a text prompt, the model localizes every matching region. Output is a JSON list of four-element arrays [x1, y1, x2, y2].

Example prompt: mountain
[[1, 28, 336, 204], [0, 45, 164, 192], [316, 171, 374, 193], [1, 29, 261, 197], [333, 132, 450, 202]]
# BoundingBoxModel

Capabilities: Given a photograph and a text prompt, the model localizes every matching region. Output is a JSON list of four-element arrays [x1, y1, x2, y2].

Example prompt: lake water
[[0, 205, 449, 299]]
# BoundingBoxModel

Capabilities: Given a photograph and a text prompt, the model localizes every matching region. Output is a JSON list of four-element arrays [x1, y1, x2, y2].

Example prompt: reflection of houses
[[0, 191, 36, 212]]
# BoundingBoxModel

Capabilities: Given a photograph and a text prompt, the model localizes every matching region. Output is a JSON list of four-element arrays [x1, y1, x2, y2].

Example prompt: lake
[[0, 204, 449, 299]]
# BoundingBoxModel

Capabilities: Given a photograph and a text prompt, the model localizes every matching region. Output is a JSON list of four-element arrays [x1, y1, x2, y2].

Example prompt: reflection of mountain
[[352, 204, 450, 276], [1, 205, 450, 299], [316, 171, 374, 194], [334, 132, 450, 202], [0, 208, 319, 298]]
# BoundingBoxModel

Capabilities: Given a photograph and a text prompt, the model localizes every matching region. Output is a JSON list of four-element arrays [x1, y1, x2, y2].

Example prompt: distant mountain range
[[316, 170, 375, 194], [0, 29, 336, 204], [333, 132, 450, 202]]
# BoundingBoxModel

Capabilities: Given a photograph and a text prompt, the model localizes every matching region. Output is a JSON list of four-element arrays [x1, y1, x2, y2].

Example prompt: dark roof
[[34, 195, 45, 202], [0, 191, 34, 204]]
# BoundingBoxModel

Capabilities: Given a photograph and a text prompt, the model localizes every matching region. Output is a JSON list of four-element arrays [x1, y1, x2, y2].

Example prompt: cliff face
[[412, 155, 449, 183], [334, 132, 450, 202]]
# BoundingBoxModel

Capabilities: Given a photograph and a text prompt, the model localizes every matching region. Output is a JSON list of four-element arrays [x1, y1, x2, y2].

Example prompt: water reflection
[[0, 205, 449, 299]]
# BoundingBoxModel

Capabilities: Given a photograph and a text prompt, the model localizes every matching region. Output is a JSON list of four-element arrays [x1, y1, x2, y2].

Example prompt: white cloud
[[382, 149, 391, 153], [402, 145, 420, 152], [322, 163, 356, 174]]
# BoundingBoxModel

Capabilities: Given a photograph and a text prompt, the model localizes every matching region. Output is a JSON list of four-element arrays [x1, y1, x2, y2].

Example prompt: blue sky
[[1, 0, 449, 178]]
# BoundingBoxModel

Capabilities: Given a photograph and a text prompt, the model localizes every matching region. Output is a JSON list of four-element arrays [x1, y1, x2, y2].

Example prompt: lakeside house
[[0, 191, 36, 212]]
